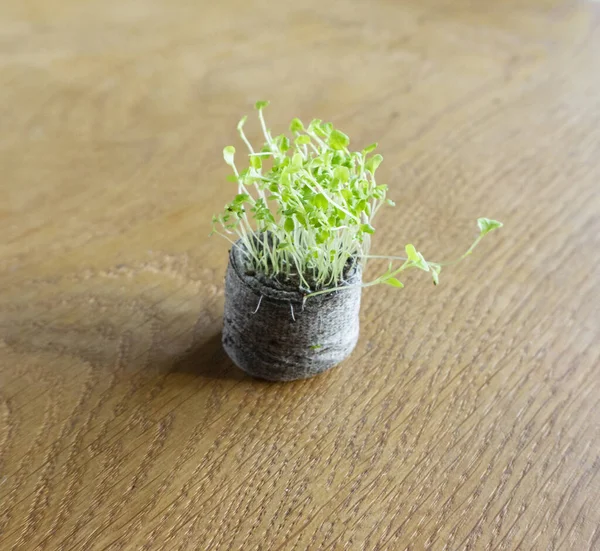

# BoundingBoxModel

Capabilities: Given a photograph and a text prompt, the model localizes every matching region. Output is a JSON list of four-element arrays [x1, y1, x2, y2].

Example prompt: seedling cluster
[[213, 101, 502, 297]]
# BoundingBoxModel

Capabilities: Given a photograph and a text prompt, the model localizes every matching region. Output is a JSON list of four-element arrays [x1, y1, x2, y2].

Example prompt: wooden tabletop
[[1, 0, 599, 549]]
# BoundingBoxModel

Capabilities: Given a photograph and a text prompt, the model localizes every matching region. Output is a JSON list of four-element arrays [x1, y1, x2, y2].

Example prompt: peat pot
[[222, 242, 362, 381]]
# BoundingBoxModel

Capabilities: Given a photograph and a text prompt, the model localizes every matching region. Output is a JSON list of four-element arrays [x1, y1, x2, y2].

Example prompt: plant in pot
[[212, 101, 502, 381]]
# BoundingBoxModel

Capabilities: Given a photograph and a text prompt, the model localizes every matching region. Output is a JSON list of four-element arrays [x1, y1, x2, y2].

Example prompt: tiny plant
[[212, 101, 502, 298]]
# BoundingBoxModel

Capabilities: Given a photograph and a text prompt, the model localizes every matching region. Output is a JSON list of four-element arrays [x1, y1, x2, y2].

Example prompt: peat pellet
[[222, 241, 362, 381]]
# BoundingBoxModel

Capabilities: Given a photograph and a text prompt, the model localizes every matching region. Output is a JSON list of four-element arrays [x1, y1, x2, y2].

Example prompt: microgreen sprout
[[212, 102, 503, 298]]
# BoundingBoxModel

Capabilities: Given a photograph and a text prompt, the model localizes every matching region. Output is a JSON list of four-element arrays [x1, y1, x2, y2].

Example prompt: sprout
[[213, 102, 503, 297]]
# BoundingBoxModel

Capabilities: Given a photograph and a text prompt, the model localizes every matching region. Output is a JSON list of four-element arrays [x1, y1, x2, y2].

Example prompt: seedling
[[213, 101, 502, 298]]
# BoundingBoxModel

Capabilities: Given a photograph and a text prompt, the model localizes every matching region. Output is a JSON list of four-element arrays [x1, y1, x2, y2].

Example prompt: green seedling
[[212, 101, 502, 298]]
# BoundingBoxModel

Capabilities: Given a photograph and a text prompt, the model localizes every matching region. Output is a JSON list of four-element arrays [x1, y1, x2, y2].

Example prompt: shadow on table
[[171, 330, 247, 381]]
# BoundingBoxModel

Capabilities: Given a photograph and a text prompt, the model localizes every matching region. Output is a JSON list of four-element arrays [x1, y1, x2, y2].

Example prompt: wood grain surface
[[1, 0, 599, 549]]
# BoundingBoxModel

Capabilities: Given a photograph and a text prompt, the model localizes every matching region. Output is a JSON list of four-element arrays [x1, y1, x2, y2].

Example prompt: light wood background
[[1, 0, 599, 549]]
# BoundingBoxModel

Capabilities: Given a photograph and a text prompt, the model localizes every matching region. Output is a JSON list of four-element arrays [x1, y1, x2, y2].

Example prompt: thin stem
[[308, 142, 320, 155], [437, 235, 483, 266], [257, 109, 275, 152], [359, 254, 408, 261], [238, 126, 255, 154], [306, 130, 328, 150]]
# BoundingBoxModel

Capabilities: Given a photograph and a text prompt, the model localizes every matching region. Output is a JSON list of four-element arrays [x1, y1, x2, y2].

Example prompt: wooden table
[[1, 0, 599, 549]]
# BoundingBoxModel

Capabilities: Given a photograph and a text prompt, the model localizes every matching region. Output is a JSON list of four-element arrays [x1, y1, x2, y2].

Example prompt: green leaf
[[280, 169, 291, 186], [405, 244, 419, 262], [296, 212, 306, 227], [309, 119, 324, 135], [329, 129, 350, 150], [223, 146, 235, 166], [334, 166, 350, 183], [255, 100, 270, 110], [316, 229, 331, 244], [233, 193, 250, 205], [226, 174, 238, 183], [406, 244, 429, 271], [384, 277, 404, 288], [365, 153, 383, 173], [373, 184, 388, 199], [360, 223, 375, 235], [237, 116, 247, 130], [277, 241, 292, 251], [314, 193, 329, 210], [386, 198, 396, 207], [477, 218, 503, 235], [249, 156, 262, 170], [295, 135, 311, 146], [284, 217, 295, 233], [289, 118, 304, 132], [292, 152, 303, 168], [362, 142, 378, 154], [310, 344, 323, 350], [279, 135, 290, 152]]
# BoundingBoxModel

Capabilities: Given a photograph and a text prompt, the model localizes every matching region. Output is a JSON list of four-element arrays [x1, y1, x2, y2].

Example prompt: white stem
[[258, 109, 275, 152], [238, 127, 255, 154]]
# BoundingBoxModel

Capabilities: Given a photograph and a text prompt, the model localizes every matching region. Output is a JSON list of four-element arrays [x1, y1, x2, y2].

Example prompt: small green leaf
[[329, 129, 350, 150], [295, 135, 311, 146], [279, 135, 290, 152], [290, 118, 304, 132], [385, 277, 404, 288], [284, 217, 295, 233], [292, 152, 303, 168], [406, 244, 429, 271], [362, 142, 378, 154], [334, 166, 350, 182], [226, 174, 238, 183], [417, 254, 429, 271], [386, 198, 396, 207], [477, 218, 503, 235], [276, 241, 292, 251], [405, 244, 419, 262], [314, 193, 329, 210], [249, 156, 262, 170], [360, 223, 375, 235], [309, 119, 325, 136], [233, 193, 250, 205], [310, 344, 323, 350], [237, 116, 247, 130], [316, 229, 331, 244], [373, 184, 388, 199], [365, 153, 383, 173], [223, 146, 235, 166], [255, 100, 270, 110], [296, 212, 306, 227]]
